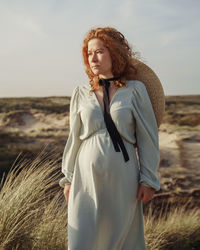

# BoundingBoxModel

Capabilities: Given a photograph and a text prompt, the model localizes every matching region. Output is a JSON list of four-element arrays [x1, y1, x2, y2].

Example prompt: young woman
[[59, 27, 165, 250]]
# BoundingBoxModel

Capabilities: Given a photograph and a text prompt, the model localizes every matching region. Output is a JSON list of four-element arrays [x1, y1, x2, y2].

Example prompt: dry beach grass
[[0, 149, 68, 250]]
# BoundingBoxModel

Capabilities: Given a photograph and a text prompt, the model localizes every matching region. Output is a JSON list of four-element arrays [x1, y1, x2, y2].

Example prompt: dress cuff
[[59, 177, 71, 188], [139, 172, 160, 191]]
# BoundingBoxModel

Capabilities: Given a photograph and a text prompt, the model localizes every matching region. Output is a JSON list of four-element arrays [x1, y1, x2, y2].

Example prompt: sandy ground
[[1, 112, 69, 133]]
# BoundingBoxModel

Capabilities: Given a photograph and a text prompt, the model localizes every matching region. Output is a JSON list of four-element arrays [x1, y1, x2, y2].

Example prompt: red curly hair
[[82, 26, 140, 92]]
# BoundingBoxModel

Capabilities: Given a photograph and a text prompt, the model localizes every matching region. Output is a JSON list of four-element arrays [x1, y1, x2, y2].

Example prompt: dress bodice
[[77, 81, 137, 144]]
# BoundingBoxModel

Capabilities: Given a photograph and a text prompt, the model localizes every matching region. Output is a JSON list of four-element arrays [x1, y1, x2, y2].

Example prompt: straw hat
[[131, 59, 165, 128]]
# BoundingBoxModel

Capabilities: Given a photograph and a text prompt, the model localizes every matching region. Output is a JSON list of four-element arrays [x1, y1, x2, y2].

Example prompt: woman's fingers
[[142, 191, 152, 203], [63, 184, 71, 202], [64, 190, 69, 202]]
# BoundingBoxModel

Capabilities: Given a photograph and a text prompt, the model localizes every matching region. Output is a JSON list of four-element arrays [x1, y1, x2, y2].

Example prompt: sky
[[0, 0, 200, 97]]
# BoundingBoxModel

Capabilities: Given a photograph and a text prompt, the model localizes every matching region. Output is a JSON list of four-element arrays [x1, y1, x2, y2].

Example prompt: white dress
[[59, 80, 160, 250]]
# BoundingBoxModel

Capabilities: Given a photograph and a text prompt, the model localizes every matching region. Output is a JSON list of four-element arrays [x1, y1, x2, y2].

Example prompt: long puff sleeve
[[131, 81, 160, 191], [59, 86, 82, 188]]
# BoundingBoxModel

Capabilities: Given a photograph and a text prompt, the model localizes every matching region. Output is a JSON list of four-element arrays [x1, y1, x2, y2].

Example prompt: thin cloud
[[17, 17, 46, 37]]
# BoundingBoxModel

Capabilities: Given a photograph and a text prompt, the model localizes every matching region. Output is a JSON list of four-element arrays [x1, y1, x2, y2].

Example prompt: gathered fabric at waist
[[80, 128, 137, 148]]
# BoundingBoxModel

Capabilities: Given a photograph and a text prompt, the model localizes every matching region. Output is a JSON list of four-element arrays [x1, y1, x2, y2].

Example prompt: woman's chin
[[92, 68, 100, 74]]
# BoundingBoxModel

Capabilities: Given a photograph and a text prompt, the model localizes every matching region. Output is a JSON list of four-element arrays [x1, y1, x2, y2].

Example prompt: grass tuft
[[144, 201, 200, 249]]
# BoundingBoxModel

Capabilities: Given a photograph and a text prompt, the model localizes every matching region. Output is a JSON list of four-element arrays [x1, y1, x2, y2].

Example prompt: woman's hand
[[63, 184, 71, 203], [136, 184, 155, 203]]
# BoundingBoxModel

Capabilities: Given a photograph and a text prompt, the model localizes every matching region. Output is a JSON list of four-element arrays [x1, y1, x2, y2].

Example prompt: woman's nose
[[91, 53, 98, 62]]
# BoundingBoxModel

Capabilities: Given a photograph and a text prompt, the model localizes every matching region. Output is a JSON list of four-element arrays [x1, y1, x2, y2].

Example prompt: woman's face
[[87, 38, 113, 78]]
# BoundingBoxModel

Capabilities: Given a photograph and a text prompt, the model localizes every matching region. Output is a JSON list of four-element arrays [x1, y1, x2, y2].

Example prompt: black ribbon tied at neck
[[99, 76, 129, 163]]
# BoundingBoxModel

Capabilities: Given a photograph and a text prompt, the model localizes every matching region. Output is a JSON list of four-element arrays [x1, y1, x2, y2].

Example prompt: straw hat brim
[[131, 59, 165, 128]]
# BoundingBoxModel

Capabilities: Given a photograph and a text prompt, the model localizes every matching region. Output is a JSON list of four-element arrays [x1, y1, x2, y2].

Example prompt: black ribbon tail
[[104, 112, 129, 162], [99, 77, 130, 163]]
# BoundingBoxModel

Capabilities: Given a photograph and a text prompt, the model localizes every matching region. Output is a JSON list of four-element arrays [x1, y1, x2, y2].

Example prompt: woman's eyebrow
[[88, 47, 105, 53]]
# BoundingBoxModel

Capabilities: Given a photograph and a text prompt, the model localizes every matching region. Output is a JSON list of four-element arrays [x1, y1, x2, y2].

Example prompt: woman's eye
[[87, 50, 103, 56]]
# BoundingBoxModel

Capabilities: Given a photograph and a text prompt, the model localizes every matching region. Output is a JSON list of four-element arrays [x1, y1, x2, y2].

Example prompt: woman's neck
[[99, 73, 114, 79]]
